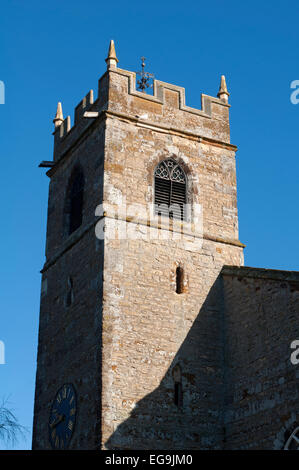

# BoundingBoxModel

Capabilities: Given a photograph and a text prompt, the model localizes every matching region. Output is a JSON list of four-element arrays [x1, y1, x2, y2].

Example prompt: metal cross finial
[[137, 57, 154, 93]]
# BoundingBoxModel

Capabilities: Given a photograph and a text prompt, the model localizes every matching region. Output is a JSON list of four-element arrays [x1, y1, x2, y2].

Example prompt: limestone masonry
[[32, 41, 299, 450]]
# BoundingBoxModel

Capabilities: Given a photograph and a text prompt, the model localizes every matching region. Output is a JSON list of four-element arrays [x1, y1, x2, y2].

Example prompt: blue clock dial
[[49, 383, 77, 449]]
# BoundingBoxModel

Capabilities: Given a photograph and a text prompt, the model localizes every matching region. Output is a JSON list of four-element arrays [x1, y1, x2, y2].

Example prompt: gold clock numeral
[[63, 386, 67, 399], [68, 420, 73, 431], [55, 436, 59, 448], [70, 407, 76, 416], [57, 394, 62, 403], [51, 429, 56, 440], [69, 395, 74, 404]]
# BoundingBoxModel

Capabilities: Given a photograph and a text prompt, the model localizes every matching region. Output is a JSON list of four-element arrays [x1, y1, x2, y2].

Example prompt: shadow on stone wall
[[105, 275, 225, 450]]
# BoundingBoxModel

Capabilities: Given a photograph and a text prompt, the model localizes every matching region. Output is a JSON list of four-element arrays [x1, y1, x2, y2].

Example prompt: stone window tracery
[[154, 159, 187, 221], [284, 427, 299, 450]]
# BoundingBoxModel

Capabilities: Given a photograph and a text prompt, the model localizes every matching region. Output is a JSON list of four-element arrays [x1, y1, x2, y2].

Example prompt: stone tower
[[32, 40, 244, 450]]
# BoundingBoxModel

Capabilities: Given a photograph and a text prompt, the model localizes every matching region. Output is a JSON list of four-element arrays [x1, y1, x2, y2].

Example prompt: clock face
[[49, 383, 77, 449]]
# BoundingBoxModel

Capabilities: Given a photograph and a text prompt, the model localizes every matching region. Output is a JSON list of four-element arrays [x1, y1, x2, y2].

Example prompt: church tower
[[32, 41, 244, 450]]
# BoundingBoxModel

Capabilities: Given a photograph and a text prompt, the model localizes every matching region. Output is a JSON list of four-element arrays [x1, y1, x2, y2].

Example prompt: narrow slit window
[[154, 159, 186, 221], [174, 382, 183, 407], [172, 364, 183, 407], [176, 266, 184, 294]]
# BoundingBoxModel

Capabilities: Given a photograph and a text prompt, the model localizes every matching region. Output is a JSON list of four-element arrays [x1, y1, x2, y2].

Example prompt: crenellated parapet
[[74, 90, 94, 124], [52, 89, 100, 162], [104, 68, 230, 118], [51, 40, 233, 165]]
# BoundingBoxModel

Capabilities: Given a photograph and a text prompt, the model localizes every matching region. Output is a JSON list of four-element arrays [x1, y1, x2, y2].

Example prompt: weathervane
[[136, 57, 154, 93]]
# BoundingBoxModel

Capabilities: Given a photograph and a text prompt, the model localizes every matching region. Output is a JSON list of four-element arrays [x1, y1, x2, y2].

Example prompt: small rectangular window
[[174, 382, 183, 407]]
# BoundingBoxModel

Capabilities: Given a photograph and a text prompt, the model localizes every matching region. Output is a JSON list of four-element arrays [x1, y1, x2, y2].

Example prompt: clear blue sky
[[0, 0, 298, 449]]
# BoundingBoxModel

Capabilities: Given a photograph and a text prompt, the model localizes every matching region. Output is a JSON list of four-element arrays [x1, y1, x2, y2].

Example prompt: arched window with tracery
[[154, 158, 187, 221], [65, 167, 84, 236], [284, 426, 299, 450]]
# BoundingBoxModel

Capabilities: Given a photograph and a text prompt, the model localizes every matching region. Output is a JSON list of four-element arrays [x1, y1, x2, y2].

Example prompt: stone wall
[[102, 235, 241, 449], [100, 66, 244, 449], [32, 232, 104, 449], [222, 266, 299, 450], [103, 113, 241, 245], [32, 118, 106, 449]]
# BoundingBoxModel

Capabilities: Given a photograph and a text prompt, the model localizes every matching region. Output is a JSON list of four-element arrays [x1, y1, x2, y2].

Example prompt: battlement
[[74, 89, 94, 124], [52, 89, 98, 161], [102, 67, 230, 115], [51, 41, 233, 164]]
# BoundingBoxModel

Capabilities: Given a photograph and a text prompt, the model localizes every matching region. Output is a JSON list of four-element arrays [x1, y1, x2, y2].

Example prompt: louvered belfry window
[[154, 159, 187, 221]]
